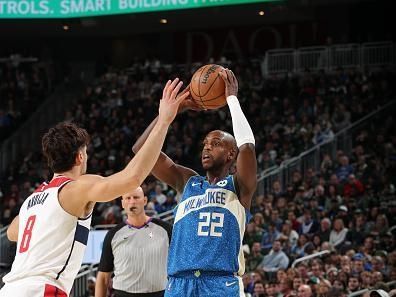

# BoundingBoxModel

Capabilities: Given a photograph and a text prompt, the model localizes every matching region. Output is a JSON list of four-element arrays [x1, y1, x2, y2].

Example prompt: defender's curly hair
[[42, 122, 90, 173]]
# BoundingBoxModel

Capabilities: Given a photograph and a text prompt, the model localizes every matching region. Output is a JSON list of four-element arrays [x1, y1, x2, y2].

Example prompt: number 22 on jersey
[[197, 212, 224, 237], [19, 215, 36, 253]]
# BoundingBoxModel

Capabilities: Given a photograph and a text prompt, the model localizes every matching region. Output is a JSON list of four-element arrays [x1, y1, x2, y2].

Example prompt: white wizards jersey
[[2, 176, 92, 294]]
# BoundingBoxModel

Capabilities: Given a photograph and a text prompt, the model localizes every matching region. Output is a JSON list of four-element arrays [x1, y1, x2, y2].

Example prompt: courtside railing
[[291, 250, 330, 268], [263, 42, 394, 75], [0, 226, 14, 271], [71, 263, 98, 297]]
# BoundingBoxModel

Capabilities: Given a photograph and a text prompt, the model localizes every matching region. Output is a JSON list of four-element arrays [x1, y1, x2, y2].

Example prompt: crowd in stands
[[0, 59, 50, 141], [0, 58, 395, 296]]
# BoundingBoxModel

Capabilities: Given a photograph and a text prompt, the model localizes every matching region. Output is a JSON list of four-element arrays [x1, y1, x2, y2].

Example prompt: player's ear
[[75, 150, 84, 165], [143, 196, 148, 206], [228, 148, 237, 161]]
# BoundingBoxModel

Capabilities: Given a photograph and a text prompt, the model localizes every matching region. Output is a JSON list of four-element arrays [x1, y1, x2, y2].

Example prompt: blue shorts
[[164, 271, 243, 297]]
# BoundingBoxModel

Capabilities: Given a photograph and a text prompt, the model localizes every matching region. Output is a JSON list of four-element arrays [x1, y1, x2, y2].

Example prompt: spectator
[[312, 121, 334, 145], [242, 274, 253, 297], [264, 281, 278, 297], [150, 183, 167, 206], [372, 271, 384, 283], [360, 271, 373, 288], [297, 284, 313, 297], [361, 236, 375, 260], [369, 214, 390, 237], [84, 276, 96, 297], [278, 221, 299, 250], [261, 223, 280, 251], [310, 259, 324, 278], [291, 234, 310, 259], [316, 218, 331, 243], [336, 205, 351, 229], [279, 278, 293, 297], [287, 210, 301, 232], [371, 256, 388, 278], [299, 208, 320, 236], [347, 275, 361, 294], [345, 210, 367, 247], [259, 240, 290, 274], [326, 267, 338, 283], [270, 209, 284, 231], [292, 277, 304, 295], [276, 269, 288, 283], [351, 254, 365, 275], [329, 218, 348, 248], [327, 287, 346, 297], [343, 174, 365, 198], [336, 156, 354, 182], [244, 222, 264, 248], [333, 279, 346, 292], [253, 281, 266, 297], [160, 190, 177, 213], [247, 242, 264, 273], [316, 279, 332, 297]]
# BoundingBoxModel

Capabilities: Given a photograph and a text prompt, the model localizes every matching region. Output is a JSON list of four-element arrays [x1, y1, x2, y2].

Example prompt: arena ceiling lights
[[0, 0, 282, 18]]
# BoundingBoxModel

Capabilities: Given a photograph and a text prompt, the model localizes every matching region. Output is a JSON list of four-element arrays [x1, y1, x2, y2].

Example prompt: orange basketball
[[190, 64, 226, 110]]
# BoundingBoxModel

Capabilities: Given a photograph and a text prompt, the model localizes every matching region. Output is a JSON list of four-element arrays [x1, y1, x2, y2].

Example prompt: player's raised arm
[[132, 87, 201, 194], [62, 78, 189, 217], [219, 69, 257, 210]]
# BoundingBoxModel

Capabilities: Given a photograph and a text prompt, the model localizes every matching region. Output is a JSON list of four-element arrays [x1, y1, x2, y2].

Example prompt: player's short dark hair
[[42, 122, 89, 172]]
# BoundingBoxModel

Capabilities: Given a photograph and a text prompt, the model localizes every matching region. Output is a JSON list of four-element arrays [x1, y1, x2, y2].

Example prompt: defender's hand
[[158, 78, 190, 125], [219, 68, 238, 98]]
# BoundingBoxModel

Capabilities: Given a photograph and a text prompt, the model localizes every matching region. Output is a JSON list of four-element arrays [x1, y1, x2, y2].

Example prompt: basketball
[[190, 64, 226, 110]]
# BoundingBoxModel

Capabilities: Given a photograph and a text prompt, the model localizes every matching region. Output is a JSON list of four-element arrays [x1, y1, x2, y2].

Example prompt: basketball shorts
[[0, 282, 67, 297], [164, 271, 244, 297]]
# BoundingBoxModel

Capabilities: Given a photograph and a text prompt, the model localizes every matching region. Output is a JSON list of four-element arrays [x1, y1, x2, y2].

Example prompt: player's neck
[[206, 168, 229, 184], [53, 167, 81, 181], [127, 214, 150, 228]]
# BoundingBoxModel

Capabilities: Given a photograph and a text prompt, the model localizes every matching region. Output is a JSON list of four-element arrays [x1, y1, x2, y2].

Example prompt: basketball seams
[[197, 65, 209, 109], [190, 66, 207, 109], [196, 91, 225, 102], [199, 66, 224, 98]]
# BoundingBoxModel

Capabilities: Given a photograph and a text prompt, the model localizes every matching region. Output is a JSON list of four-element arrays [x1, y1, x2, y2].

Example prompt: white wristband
[[226, 95, 255, 147]]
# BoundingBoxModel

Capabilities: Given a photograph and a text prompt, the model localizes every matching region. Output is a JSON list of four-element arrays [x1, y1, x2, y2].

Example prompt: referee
[[95, 187, 172, 297]]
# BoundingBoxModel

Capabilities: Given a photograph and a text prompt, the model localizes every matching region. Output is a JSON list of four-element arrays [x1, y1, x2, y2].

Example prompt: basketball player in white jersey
[[0, 78, 189, 297]]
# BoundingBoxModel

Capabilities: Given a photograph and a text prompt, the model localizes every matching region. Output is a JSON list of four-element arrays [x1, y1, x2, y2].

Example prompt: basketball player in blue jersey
[[133, 69, 256, 297]]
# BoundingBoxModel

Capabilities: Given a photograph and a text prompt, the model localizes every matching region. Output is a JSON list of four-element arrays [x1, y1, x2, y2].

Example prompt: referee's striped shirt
[[98, 218, 172, 295]]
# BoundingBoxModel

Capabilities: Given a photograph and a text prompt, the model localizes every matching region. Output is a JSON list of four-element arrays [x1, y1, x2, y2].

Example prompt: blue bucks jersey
[[167, 175, 251, 276]]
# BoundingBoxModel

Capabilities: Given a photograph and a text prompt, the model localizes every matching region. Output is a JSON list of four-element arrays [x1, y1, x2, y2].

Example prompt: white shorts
[[0, 281, 67, 297]]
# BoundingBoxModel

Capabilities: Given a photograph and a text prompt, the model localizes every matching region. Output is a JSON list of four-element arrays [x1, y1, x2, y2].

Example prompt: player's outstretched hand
[[159, 78, 190, 124], [219, 68, 238, 98], [177, 84, 203, 113]]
